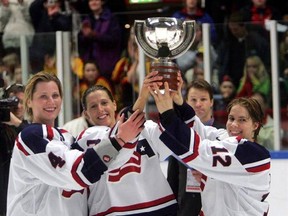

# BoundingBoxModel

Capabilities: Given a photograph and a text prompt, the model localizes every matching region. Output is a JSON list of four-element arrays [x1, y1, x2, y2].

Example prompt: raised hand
[[171, 71, 184, 106], [149, 82, 173, 114], [133, 71, 163, 111], [46, 2, 61, 16], [116, 109, 145, 146]]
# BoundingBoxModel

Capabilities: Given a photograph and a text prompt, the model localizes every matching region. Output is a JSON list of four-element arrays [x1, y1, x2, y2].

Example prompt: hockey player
[[75, 71, 180, 215], [149, 81, 271, 216], [6, 71, 145, 216], [167, 79, 224, 216]]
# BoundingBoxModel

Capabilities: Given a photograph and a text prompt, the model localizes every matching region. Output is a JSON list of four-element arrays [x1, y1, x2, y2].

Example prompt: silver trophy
[[134, 17, 196, 91]]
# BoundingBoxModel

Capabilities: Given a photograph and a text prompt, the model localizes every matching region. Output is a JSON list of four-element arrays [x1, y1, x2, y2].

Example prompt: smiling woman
[[75, 72, 180, 215], [6, 71, 144, 216], [81, 85, 117, 128], [24, 73, 62, 126], [149, 81, 271, 216]]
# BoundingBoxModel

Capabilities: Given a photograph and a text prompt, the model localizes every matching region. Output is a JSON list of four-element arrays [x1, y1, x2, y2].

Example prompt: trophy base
[[150, 62, 179, 92]]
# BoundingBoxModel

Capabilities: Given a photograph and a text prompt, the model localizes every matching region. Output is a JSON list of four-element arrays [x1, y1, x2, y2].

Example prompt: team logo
[[108, 139, 156, 182]]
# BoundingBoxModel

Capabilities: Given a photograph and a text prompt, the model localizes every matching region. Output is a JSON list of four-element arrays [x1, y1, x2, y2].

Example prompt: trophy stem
[[150, 61, 179, 92]]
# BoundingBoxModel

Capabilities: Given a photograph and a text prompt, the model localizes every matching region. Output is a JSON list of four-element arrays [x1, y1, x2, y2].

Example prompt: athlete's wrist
[[115, 134, 126, 146]]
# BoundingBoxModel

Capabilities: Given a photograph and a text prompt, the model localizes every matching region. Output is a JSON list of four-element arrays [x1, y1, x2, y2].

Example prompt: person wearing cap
[[0, 83, 28, 215]]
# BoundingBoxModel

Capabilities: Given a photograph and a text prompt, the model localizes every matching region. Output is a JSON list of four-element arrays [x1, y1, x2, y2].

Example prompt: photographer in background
[[0, 83, 28, 216]]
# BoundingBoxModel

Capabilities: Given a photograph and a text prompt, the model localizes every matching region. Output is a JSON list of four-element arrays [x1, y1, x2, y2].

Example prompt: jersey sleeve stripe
[[182, 131, 200, 163], [200, 174, 207, 191], [59, 128, 68, 133], [46, 125, 54, 141], [77, 129, 86, 140], [71, 154, 89, 187], [95, 194, 176, 216], [123, 142, 137, 149], [245, 162, 270, 173], [16, 137, 30, 156], [186, 120, 194, 128]]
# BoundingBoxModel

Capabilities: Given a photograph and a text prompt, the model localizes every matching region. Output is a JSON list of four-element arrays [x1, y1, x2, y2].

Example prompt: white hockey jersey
[[76, 120, 178, 216], [7, 123, 120, 216], [159, 104, 271, 216]]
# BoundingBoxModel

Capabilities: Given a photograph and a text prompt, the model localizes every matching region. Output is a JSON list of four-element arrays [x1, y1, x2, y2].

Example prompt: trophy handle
[[170, 20, 196, 58], [134, 20, 158, 59], [134, 19, 196, 60]]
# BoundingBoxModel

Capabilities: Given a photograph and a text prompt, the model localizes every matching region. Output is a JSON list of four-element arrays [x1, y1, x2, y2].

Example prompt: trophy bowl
[[134, 17, 196, 91]]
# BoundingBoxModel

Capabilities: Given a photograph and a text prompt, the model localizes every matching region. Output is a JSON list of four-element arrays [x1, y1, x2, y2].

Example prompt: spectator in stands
[[240, 0, 284, 40], [279, 76, 288, 108], [215, 11, 270, 89], [172, 0, 217, 74], [0, 59, 7, 88], [29, 0, 72, 73], [279, 31, 288, 108], [1, 52, 20, 86], [214, 75, 236, 111], [78, 0, 122, 80], [0, 0, 34, 57], [279, 30, 288, 77], [0, 83, 28, 215], [175, 23, 217, 75], [274, 0, 288, 20], [43, 54, 57, 75], [250, 92, 275, 150], [73, 60, 113, 113], [173, 0, 217, 43], [111, 26, 140, 112], [205, 0, 250, 37], [185, 60, 204, 83], [12, 64, 22, 84], [239, 0, 282, 37], [282, 102, 288, 148], [237, 55, 271, 98]]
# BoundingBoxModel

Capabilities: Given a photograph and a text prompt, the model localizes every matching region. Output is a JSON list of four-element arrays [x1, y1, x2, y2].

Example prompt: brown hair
[[24, 71, 63, 121], [226, 97, 264, 141], [81, 85, 114, 110], [185, 79, 214, 100]]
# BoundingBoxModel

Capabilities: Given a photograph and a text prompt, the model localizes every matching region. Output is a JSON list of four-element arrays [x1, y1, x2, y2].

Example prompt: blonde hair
[[24, 71, 63, 121], [244, 55, 268, 80]]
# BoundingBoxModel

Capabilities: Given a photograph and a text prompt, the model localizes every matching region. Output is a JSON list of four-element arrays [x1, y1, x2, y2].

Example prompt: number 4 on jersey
[[48, 152, 66, 168]]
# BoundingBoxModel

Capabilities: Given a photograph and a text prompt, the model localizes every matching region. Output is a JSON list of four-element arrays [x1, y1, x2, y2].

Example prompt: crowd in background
[[1, 0, 288, 134], [0, 0, 288, 215], [1, 0, 288, 131]]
